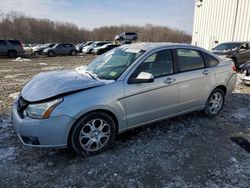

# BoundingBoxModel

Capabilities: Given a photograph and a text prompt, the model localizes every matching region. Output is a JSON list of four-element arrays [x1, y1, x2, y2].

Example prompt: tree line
[[0, 12, 191, 44]]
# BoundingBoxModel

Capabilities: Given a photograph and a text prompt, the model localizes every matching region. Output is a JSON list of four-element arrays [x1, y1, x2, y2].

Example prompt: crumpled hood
[[21, 70, 108, 102], [212, 50, 234, 57]]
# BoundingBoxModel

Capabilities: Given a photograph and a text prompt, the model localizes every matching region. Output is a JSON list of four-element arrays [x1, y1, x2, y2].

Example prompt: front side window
[[177, 49, 204, 72], [56, 44, 63, 48], [80, 48, 144, 80], [132, 50, 174, 78]]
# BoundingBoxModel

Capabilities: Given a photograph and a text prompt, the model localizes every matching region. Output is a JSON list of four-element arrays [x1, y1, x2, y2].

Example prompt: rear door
[[124, 49, 180, 126], [174, 48, 216, 111]]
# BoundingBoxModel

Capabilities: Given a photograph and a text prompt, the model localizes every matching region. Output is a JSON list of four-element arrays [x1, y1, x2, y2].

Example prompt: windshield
[[81, 48, 144, 80], [214, 43, 241, 51]]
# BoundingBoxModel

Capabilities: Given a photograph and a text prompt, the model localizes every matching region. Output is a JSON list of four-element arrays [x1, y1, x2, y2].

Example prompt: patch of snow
[[42, 66, 64, 71], [4, 75, 15, 79], [39, 63, 48, 66], [0, 118, 12, 128], [231, 108, 248, 120], [0, 147, 15, 161], [8, 92, 20, 99], [12, 57, 31, 62]]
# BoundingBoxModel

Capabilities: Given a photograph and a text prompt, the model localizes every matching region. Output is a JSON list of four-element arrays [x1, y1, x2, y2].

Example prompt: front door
[[124, 49, 180, 127]]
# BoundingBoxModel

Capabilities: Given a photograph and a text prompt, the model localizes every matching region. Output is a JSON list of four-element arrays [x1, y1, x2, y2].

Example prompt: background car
[[76, 41, 94, 53], [0, 39, 24, 58], [43, 43, 77, 56], [212, 42, 250, 68], [114, 32, 138, 41], [93, 43, 119, 55], [82, 41, 111, 54], [32, 43, 56, 55]]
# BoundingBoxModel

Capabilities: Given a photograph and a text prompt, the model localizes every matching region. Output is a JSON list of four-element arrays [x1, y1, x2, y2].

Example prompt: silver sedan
[[12, 43, 237, 156]]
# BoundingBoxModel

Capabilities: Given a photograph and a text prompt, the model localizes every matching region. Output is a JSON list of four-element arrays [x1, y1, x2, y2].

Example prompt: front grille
[[17, 96, 29, 118]]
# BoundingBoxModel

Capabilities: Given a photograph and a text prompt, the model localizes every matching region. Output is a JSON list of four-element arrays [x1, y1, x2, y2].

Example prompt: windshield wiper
[[85, 71, 96, 80]]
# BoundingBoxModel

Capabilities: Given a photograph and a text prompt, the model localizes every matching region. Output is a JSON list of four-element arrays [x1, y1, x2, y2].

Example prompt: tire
[[119, 37, 124, 41], [48, 51, 55, 57], [71, 112, 116, 156], [8, 50, 17, 58], [88, 49, 93, 54], [204, 88, 225, 117], [33, 51, 40, 56], [70, 50, 76, 56], [133, 37, 137, 41]]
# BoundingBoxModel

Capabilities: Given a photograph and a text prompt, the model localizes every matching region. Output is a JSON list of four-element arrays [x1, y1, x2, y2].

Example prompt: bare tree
[[0, 11, 191, 44]]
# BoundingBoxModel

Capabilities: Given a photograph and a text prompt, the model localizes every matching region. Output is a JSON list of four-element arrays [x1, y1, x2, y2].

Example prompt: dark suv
[[212, 42, 250, 68], [0, 40, 25, 58]]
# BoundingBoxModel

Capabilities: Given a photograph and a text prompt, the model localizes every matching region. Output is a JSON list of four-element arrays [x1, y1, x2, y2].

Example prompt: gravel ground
[[0, 55, 250, 187]]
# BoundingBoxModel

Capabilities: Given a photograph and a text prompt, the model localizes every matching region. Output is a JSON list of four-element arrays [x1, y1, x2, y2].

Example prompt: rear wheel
[[204, 88, 225, 117], [8, 50, 17, 58], [71, 112, 116, 156], [48, 51, 55, 57], [88, 49, 93, 54], [70, 50, 76, 56]]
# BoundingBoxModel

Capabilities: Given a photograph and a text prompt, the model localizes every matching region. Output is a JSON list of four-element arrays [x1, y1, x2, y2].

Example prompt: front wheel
[[204, 88, 225, 117], [71, 112, 116, 156], [8, 50, 17, 58]]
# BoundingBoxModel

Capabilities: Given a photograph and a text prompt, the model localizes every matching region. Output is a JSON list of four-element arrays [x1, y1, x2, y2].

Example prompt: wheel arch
[[67, 109, 119, 147], [215, 85, 227, 95], [205, 84, 227, 105]]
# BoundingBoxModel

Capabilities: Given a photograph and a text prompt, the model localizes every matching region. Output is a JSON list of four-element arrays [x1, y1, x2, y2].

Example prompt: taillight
[[232, 64, 237, 72]]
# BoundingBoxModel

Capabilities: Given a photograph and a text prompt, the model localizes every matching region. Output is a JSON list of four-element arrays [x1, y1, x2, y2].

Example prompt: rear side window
[[0, 40, 7, 45], [176, 49, 204, 72], [203, 53, 219, 67], [8, 40, 21, 46]]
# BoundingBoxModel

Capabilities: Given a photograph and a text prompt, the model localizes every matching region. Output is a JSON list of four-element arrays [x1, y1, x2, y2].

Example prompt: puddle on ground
[[231, 128, 250, 153]]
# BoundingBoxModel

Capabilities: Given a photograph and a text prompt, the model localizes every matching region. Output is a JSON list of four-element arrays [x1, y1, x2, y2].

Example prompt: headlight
[[25, 98, 63, 119]]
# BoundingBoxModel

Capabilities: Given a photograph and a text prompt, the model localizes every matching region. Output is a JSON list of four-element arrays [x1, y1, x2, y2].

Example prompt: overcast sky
[[0, 0, 195, 33]]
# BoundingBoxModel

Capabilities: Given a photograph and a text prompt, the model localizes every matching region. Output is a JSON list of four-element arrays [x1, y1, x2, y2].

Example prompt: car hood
[[21, 70, 110, 102], [43, 47, 54, 52], [33, 46, 45, 51], [212, 50, 235, 56], [83, 46, 93, 50]]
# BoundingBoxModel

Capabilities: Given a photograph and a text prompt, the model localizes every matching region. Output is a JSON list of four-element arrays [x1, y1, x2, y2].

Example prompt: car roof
[[218, 42, 246, 45], [120, 42, 201, 51]]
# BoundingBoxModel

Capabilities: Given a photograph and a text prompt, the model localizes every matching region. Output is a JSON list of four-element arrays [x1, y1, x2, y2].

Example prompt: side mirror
[[128, 72, 154, 84]]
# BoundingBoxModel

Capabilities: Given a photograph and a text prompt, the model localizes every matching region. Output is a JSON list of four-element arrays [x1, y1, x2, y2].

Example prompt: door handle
[[202, 70, 211, 75], [164, 77, 176, 84]]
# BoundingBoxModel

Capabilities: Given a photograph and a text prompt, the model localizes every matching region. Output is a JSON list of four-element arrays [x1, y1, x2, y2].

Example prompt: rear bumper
[[12, 103, 74, 148]]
